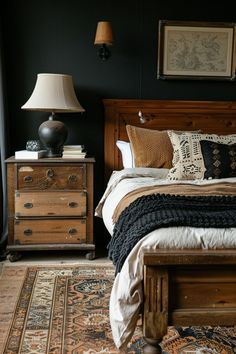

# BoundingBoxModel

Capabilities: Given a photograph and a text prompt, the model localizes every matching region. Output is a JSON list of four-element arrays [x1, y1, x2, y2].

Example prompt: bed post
[[143, 264, 168, 353]]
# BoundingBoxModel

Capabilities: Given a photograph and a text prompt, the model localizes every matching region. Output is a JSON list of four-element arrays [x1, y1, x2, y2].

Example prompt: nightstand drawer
[[15, 191, 87, 217], [14, 219, 86, 244], [17, 164, 86, 190]]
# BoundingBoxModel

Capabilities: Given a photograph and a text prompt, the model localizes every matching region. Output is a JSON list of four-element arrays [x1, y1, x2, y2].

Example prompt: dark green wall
[[2, 0, 236, 245]]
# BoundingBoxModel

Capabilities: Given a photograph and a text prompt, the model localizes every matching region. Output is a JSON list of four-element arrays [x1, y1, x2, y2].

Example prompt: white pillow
[[116, 140, 135, 168]]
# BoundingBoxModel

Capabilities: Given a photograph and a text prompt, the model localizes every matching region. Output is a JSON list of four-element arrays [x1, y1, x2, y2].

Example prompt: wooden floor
[[1, 248, 111, 266]]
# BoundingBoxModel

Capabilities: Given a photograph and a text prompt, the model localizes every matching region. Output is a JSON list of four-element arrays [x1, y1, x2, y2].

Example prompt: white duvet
[[95, 168, 236, 349]]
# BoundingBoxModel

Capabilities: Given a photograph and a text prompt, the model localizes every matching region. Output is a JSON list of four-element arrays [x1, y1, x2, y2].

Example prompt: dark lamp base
[[38, 118, 68, 158], [46, 148, 63, 158]]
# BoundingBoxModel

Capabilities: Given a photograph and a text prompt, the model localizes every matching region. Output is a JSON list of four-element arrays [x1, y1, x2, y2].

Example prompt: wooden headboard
[[103, 99, 236, 180]]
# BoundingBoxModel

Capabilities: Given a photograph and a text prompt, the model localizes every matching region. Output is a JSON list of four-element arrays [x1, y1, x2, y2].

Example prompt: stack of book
[[62, 145, 86, 158]]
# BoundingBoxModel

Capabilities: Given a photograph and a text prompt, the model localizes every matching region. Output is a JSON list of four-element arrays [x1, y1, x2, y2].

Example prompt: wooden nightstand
[[5, 157, 95, 261]]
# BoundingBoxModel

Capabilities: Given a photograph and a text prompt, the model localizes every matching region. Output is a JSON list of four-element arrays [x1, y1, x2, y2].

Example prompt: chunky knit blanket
[[108, 193, 236, 274]]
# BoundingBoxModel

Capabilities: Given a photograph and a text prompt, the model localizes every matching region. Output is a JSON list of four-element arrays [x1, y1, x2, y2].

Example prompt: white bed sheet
[[95, 168, 236, 349]]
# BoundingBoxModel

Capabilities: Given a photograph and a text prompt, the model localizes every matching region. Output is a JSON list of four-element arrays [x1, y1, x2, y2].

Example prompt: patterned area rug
[[0, 264, 236, 353]]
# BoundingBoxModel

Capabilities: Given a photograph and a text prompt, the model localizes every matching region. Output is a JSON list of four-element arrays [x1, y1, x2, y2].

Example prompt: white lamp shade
[[21, 73, 85, 112]]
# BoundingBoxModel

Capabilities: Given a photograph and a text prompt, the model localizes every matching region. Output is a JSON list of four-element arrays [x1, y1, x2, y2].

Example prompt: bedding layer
[[95, 168, 236, 349], [109, 193, 236, 274]]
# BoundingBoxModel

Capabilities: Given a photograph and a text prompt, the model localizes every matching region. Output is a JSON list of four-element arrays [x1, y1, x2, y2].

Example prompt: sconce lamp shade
[[21, 73, 84, 158], [21, 73, 85, 112], [94, 21, 113, 45], [94, 21, 113, 60]]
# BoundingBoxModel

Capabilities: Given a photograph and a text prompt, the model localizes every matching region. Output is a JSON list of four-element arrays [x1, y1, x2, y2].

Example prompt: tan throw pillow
[[126, 125, 173, 168], [167, 131, 236, 180]]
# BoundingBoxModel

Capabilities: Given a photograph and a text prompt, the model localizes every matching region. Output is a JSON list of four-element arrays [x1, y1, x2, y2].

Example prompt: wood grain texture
[[14, 219, 86, 244], [5, 158, 95, 258], [17, 164, 86, 190], [143, 250, 236, 350], [15, 191, 87, 217]]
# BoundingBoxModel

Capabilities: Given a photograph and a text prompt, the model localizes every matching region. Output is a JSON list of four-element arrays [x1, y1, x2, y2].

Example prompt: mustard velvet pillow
[[126, 125, 173, 169]]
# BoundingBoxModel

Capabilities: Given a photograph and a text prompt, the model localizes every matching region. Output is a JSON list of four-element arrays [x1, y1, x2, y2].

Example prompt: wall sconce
[[21, 73, 85, 157], [94, 21, 113, 60], [138, 111, 147, 124]]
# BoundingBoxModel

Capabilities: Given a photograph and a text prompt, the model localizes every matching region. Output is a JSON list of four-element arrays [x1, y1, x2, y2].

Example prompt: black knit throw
[[108, 193, 236, 274]]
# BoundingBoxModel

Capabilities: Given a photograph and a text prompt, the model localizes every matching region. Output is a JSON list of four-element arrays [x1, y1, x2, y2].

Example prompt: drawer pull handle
[[46, 169, 54, 178], [68, 175, 77, 183], [24, 202, 33, 209], [68, 228, 77, 235], [68, 201, 78, 208], [24, 175, 33, 183], [24, 229, 32, 236]]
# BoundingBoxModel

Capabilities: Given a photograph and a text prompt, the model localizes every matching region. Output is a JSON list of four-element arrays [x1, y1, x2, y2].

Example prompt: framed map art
[[157, 20, 236, 80]]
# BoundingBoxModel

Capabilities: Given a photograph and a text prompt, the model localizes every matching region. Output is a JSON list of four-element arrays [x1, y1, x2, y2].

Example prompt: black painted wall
[[2, 0, 236, 245]]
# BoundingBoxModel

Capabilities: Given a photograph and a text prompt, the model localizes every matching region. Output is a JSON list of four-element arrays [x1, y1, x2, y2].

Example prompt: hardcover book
[[63, 145, 84, 152], [62, 152, 87, 158], [15, 149, 47, 159]]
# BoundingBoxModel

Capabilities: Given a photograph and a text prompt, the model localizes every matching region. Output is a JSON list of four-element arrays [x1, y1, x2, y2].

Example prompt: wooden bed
[[103, 99, 236, 353]]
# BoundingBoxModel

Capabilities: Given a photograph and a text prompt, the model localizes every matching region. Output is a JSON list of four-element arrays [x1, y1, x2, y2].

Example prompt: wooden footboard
[[142, 250, 236, 353]]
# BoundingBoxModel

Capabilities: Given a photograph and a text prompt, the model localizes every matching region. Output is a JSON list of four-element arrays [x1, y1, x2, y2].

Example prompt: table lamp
[[21, 73, 85, 157]]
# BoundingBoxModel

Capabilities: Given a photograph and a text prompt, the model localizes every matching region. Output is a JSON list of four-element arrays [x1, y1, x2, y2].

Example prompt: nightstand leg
[[8, 251, 22, 262], [86, 251, 96, 260]]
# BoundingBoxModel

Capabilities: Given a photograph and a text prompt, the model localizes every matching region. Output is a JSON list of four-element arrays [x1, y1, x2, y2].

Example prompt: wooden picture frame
[[157, 20, 236, 80]]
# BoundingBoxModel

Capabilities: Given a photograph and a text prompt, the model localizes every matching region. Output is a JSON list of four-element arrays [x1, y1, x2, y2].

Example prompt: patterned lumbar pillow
[[200, 140, 236, 179], [167, 131, 236, 180]]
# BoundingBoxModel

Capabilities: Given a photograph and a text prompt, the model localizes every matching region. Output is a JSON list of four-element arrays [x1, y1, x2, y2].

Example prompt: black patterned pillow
[[167, 131, 236, 180], [200, 140, 236, 179]]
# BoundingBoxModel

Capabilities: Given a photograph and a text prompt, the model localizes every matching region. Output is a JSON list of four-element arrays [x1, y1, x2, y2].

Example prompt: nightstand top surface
[[5, 156, 95, 163]]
